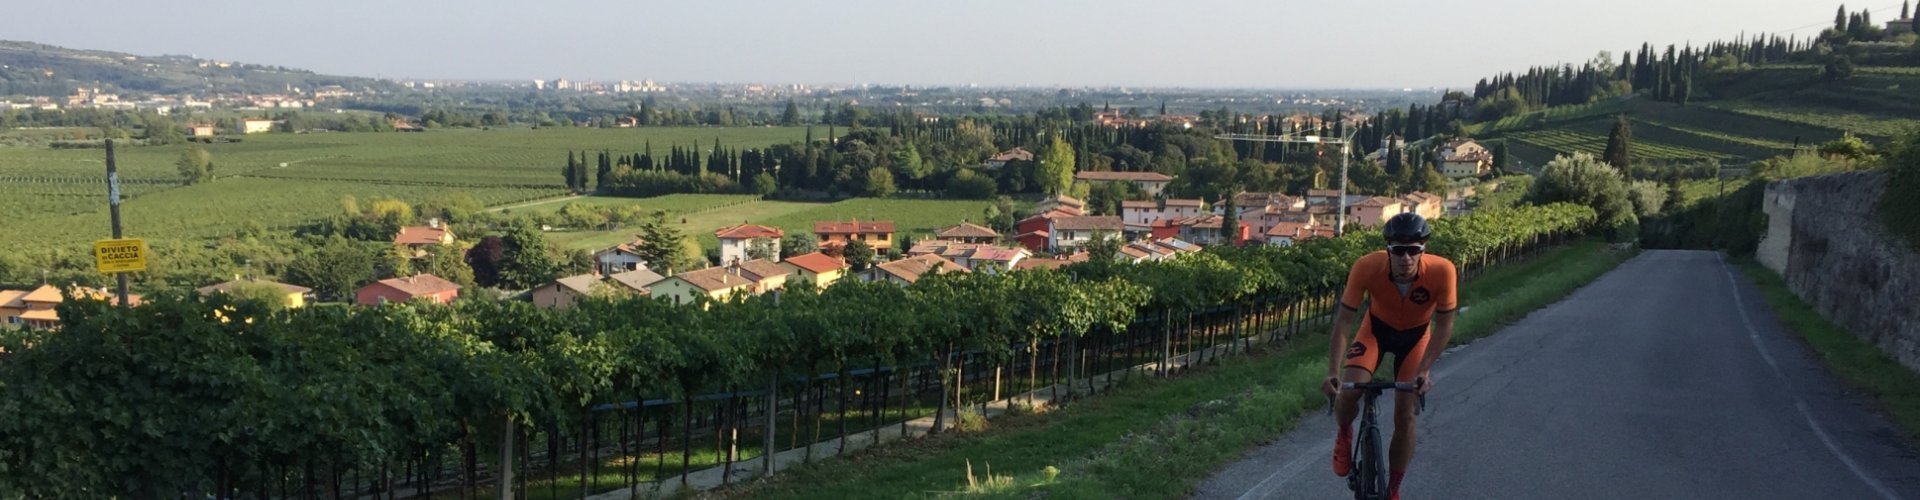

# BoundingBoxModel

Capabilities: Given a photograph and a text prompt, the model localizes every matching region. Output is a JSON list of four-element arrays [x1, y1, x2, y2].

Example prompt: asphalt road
[[1194, 250, 1920, 500]]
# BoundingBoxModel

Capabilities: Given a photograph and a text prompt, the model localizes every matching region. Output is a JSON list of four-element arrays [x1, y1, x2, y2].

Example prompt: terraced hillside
[[1477, 65, 1920, 168]]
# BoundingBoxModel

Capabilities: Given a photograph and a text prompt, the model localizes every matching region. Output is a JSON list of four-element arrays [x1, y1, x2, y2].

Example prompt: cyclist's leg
[[1333, 328, 1382, 477], [1388, 332, 1431, 496]]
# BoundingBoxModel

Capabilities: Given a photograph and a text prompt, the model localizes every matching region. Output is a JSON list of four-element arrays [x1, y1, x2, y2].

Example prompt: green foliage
[[1603, 115, 1633, 169], [1818, 132, 1879, 162], [282, 236, 379, 300], [863, 166, 897, 198], [1883, 130, 1920, 250], [1626, 179, 1669, 218], [780, 232, 819, 259], [843, 239, 875, 271], [1038, 135, 1076, 195], [498, 222, 561, 289], [1529, 152, 1638, 240], [174, 145, 212, 184], [946, 168, 998, 199]]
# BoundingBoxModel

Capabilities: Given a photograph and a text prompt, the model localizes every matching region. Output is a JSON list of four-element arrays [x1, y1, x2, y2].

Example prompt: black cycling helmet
[[1382, 212, 1432, 243]]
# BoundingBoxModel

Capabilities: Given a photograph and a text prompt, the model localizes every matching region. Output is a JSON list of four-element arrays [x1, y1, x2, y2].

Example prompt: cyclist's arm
[[1417, 311, 1454, 375], [1328, 305, 1356, 376], [1329, 262, 1369, 376]]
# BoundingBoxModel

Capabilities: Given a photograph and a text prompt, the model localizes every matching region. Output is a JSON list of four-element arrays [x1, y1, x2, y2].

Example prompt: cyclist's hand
[[1321, 376, 1340, 398], [1416, 373, 1433, 395]]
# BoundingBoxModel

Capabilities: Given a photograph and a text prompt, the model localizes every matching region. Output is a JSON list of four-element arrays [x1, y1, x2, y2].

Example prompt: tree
[[1218, 192, 1240, 246], [750, 172, 778, 195], [466, 235, 508, 287], [1414, 165, 1450, 194], [1528, 152, 1636, 238], [284, 236, 378, 300], [422, 243, 477, 290], [1824, 54, 1856, 82], [843, 239, 875, 271], [498, 222, 561, 289], [1626, 179, 1668, 218], [637, 211, 692, 274], [175, 146, 212, 184], [1903, 1, 1910, 23], [747, 237, 777, 261], [1837, 5, 1849, 32], [889, 143, 930, 186], [947, 169, 998, 199], [1602, 116, 1633, 170], [780, 233, 818, 259], [1818, 133, 1877, 161], [781, 100, 802, 126], [863, 166, 896, 197], [1482, 141, 1510, 173], [1037, 135, 1077, 195]]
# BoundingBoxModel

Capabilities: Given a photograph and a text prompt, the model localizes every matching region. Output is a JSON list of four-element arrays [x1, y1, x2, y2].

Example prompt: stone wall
[[1759, 171, 1920, 372]]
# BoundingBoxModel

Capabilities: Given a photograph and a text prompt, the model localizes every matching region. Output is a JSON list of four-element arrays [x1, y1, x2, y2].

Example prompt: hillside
[[1468, 63, 1920, 168], [0, 40, 397, 97]]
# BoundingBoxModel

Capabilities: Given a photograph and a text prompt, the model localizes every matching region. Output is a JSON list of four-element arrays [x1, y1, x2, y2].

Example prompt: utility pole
[[106, 140, 129, 307], [1216, 129, 1360, 235]]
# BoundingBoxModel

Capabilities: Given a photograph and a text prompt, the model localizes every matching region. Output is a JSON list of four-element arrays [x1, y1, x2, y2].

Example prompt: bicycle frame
[[1332, 381, 1423, 500]]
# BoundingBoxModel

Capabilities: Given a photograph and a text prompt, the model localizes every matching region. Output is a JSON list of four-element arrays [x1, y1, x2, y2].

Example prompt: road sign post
[[105, 140, 131, 306]]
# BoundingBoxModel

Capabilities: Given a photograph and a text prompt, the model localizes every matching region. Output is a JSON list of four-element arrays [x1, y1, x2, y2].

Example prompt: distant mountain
[[0, 40, 398, 97]]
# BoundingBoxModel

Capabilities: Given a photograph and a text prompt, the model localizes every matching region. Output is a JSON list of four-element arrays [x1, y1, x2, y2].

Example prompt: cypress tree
[[1837, 5, 1848, 32], [1903, 1, 1910, 22], [1603, 116, 1633, 170]]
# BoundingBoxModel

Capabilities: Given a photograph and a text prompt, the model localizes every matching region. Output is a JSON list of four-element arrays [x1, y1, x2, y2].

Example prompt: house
[[195, 278, 312, 309], [1013, 258, 1072, 271], [1072, 171, 1174, 197], [1436, 138, 1492, 179], [1117, 244, 1153, 263], [985, 147, 1034, 169], [605, 268, 667, 295], [714, 223, 784, 266], [531, 273, 602, 310], [1266, 222, 1338, 246], [934, 222, 1001, 244], [1034, 194, 1086, 215], [1226, 193, 1306, 235], [779, 251, 850, 289], [651, 267, 756, 306], [1887, 17, 1916, 35], [865, 254, 968, 285], [595, 237, 649, 275], [237, 119, 278, 134], [1401, 192, 1445, 220], [2, 284, 140, 330], [735, 258, 794, 293], [187, 125, 216, 138], [1149, 215, 1250, 246], [961, 246, 1029, 272], [1162, 198, 1206, 219], [1120, 200, 1160, 232], [355, 274, 461, 306], [616, 116, 639, 128], [1305, 189, 1344, 209], [394, 222, 455, 255], [1348, 196, 1406, 228], [814, 219, 896, 253], [1048, 216, 1125, 252]]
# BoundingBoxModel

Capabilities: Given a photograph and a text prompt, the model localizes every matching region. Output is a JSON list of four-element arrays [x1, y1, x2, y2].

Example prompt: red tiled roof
[[968, 247, 1028, 262], [1163, 198, 1204, 208], [783, 252, 848, 274], [370, 274, 461, 297], [674, 267, 755, 292], [1014, 258, 1070, 271], [1051, 216, 1125, 231], [873, 254, 968, 283], [1074, 171, 1174, 182], [1017, 209, 1080, 226], [814, 220, 896, 234], [1121, 200, 1158, 209], [737, 259, 794, 282], [1354, 197, 1402, 208], [935, 222, 1000, 239], [989, 147, 1034, 162], [715, 223, 784, 240], [394, 226, 450, 245], [1040, 194, 1086, 208]]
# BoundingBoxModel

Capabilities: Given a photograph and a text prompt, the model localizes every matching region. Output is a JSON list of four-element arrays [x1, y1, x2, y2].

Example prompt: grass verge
[[1736, 260, 1920, 440], [711, 239, 1633, 499]]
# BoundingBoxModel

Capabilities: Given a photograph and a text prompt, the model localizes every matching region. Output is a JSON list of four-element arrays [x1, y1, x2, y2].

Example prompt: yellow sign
[[94, 238, 149, 273]]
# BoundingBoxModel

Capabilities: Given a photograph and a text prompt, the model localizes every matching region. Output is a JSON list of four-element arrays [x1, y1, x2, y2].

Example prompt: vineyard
[[530, 196, 1006, 251], [0, 202, 1600, 498], [0, 127, 817, 255], [1505, 129, 1733, 162]]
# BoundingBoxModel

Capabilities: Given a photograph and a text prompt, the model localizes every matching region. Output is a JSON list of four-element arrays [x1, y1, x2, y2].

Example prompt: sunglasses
[[1387, 243, 1426, 256]]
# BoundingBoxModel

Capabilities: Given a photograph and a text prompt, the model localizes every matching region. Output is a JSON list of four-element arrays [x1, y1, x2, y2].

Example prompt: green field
[[0, 127, 816, 253], [527, 195, 1003, 252], [1505, 129, 1733, 161]]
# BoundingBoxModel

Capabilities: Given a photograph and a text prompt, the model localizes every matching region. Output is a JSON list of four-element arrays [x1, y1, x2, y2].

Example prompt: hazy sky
[[6, 0, 1900, 88]]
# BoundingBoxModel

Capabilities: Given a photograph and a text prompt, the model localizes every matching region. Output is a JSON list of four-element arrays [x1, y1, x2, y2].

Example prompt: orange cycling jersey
[[1339, 251, 1458, 381]]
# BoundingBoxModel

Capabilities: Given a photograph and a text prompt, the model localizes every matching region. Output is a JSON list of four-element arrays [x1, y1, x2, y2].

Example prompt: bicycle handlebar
[[1326, 381, 1427, 415]]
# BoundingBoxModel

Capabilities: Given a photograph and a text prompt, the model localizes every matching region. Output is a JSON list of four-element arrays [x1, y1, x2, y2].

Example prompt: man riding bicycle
[[1320, 212, 1457, 500]]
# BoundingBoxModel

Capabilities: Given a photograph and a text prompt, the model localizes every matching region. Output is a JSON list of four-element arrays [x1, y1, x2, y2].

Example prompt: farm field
[[532, 196, 1005, 252], [0, 127, 815, 253], [1504, 129, 1733, 161]]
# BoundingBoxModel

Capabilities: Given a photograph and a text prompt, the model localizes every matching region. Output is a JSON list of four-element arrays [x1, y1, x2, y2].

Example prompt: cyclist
[[1320, 212, 1457, 500]]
